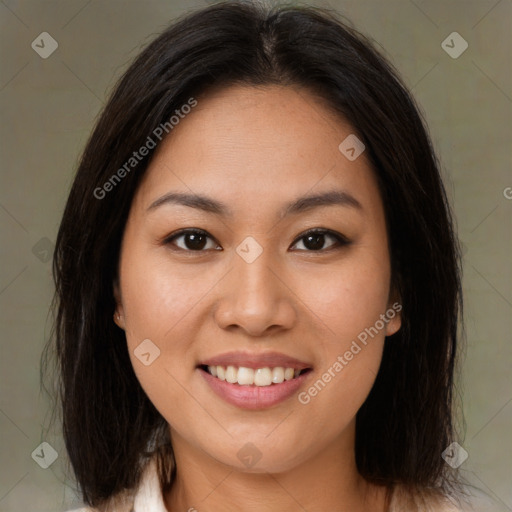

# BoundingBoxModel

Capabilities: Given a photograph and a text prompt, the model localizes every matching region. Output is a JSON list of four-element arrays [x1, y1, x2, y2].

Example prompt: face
[[114, 84, 401, 474]]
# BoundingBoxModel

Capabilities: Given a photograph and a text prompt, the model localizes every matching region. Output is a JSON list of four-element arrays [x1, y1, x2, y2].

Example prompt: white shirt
[[66, 454, 503, 512]]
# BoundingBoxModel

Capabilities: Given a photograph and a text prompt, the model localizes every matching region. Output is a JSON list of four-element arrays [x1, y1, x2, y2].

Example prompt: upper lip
[[199, 351, 312, 370]]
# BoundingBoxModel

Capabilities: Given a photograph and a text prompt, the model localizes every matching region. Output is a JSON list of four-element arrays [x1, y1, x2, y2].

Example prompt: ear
[[384, 287, 402, 337], [113, 277, 125, 330]]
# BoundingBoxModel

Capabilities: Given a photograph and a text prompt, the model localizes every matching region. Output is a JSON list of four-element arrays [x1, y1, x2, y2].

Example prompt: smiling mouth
[[198, 364, 312, 387]]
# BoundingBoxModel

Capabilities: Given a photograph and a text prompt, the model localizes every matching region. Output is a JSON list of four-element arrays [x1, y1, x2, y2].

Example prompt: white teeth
[[254, 367, 272, 386], [205, 365, 306, 386], [225, 365, 238, 383], [272, 367, 284, 384], [237, 367, 254, 385], [284, 368, 295, 381]]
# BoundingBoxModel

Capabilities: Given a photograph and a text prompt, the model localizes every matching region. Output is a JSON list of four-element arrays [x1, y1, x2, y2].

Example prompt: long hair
[[42, 1, 464, 507]]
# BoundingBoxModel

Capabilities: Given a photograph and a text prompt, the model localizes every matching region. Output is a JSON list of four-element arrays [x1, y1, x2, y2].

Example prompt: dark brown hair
[[42, 0, 464, 508]]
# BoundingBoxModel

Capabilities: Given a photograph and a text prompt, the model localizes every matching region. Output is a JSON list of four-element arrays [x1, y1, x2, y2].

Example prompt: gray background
[[0, 0, 511, 511]]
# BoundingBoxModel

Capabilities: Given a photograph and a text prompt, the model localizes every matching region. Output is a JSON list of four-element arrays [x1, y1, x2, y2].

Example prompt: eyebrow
[[146, 189, 363, 218]]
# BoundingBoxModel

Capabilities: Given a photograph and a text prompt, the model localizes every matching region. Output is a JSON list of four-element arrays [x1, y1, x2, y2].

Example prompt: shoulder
[[388, 484, 458, 511], [63, 501, 133, 512], [63, 495, 135, 512], [63, 488, 135, 512], [389, 483, 506, 511], [64, 508, 99, 512], [453, 484, 509, 512], [63, 454, 165, 512]]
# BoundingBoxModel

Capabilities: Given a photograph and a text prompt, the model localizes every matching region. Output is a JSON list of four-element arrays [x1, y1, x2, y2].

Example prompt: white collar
[[131, 456, 169, 512]]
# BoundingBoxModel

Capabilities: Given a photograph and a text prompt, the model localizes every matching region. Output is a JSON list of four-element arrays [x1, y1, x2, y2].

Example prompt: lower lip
[[199, 368, 311, 410]]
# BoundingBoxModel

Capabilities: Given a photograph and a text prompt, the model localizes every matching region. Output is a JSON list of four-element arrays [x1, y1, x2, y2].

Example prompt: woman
[[43, 1, 494, 511]]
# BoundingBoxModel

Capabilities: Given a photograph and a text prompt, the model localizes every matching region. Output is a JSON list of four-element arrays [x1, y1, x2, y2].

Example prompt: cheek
[[118, 249, 210, 404], [296, 255, 391, 344], [120, 248, 216, 344], [292, 251, 390, 413], [296, 326, 385, 448]]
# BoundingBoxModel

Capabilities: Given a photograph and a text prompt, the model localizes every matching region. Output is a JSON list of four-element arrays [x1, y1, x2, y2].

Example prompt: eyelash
[[162, 228, 351, 253]]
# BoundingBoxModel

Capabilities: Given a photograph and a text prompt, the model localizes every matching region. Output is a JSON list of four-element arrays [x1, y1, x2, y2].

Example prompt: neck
[[164, 423, 389, 512]]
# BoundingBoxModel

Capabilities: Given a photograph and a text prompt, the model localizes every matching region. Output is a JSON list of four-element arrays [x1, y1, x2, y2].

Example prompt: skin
[[113, 84, 401, 512]]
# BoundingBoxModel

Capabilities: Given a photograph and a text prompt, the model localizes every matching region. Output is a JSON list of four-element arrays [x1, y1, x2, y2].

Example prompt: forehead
[[132, 84, 380, 218]]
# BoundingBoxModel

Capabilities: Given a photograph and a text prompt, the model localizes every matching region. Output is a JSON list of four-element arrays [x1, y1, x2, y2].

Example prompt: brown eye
[[164, 229, 220, 251], [291, 229, 350, 252]]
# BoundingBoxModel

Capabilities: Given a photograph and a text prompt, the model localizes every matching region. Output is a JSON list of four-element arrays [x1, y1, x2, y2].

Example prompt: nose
[[213, 245, 297, 337]]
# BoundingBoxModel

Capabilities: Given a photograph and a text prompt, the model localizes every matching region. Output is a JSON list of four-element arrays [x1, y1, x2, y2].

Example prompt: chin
[[207, 439, 312, 475]]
